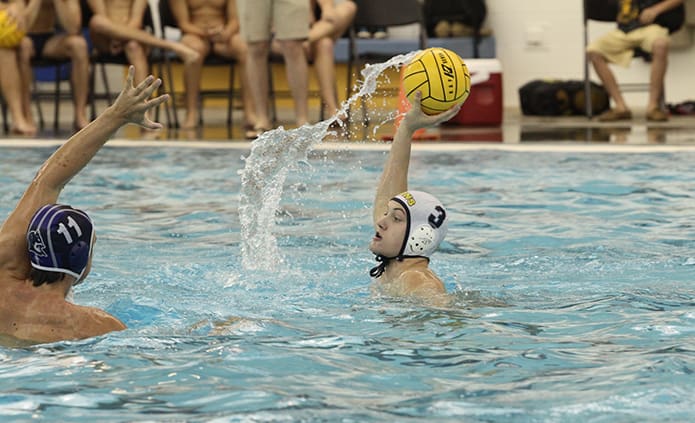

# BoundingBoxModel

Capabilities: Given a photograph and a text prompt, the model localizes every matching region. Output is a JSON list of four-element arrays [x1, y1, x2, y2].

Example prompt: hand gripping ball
[[402, 47, 471, 115]]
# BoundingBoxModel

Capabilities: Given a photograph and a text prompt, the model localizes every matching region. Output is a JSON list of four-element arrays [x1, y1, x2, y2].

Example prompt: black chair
[[31, 57, 74, 133], [157, 0, 238, 129], [346, 0, 427, 124]]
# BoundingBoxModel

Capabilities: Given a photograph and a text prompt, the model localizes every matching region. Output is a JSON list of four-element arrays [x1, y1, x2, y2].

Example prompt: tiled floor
[[3, 99, 695, 147]]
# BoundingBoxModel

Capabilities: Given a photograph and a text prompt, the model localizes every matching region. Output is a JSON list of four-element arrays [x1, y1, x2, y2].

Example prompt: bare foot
[[10, 123, 37, 136], [175, 44, 201, 65], [181, 113, 199, 130], [74, 116, 90, 132]]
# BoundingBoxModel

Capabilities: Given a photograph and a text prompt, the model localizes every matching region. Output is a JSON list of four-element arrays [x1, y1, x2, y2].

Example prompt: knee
[[315, 37, 334, 55], [651, 38, 669, 58], [66, 36, 88, 58], [124, 40, 144, 56], [89, 15, 108, 34], [248, 41, 269, 58]]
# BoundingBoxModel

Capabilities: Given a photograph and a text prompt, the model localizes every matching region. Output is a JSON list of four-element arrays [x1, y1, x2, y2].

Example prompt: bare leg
[[313, 37, 339, 117], [648, 38, 668, 111], [89, 15, 199, 64], [41, 34, 90, 129], [588, 51, 628, 112], [215, 34, 257, 128], [278, 39, 309, 126], [246, 40, 272, 130], [0, 47, 35, 135], [17, 38, 36, 131], [180, 34, 209, 129]]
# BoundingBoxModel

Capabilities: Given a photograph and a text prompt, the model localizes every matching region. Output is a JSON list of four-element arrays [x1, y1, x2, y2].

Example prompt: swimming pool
[[0, 143, 693, 421]]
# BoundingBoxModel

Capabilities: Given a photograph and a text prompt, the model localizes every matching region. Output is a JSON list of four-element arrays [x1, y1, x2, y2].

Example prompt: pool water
[[0, 146, 693, 422]]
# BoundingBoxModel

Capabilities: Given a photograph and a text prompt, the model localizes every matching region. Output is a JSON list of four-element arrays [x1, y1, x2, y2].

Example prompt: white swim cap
[[391, 190, 448, 259]]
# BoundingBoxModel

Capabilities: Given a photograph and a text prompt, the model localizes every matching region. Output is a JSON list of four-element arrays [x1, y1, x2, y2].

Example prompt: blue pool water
[[0, 146, 694, 422]]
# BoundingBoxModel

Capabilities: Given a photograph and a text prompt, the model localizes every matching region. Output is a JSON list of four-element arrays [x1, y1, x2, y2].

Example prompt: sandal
[[646, 108, 669, 122], [244, 126, 271, 140], [597, 108, 632, 122]]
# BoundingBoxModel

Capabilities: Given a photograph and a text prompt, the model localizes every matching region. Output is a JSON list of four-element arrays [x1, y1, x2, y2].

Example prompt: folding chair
[[31, 57, 73, 133], [583, 0, 681, 117], [347, 0, 427, 124]]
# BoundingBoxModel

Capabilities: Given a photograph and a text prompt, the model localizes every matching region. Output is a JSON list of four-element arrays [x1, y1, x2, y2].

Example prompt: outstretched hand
[[110, 66, 169, 130], [402, 91, 463, 132]]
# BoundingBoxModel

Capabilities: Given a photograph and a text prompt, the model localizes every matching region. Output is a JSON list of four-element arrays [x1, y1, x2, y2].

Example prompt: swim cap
[[391, 190, 448, 259], [27, 204, 95, 282]]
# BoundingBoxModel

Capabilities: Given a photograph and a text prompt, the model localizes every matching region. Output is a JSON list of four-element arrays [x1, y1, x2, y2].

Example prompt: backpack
[[519, 80, 609, 116]]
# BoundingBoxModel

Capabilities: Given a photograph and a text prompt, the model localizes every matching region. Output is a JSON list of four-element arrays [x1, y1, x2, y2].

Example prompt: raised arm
[[0, 67, 168, 278], [372, 91, 462, 224]]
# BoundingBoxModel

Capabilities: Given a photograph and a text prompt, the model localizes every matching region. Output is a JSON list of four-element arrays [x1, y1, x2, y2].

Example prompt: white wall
[[487, 0, 695, 109]]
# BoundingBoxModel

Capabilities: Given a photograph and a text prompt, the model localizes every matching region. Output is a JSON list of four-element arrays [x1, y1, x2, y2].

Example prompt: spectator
[[24, 0, 91, 130], [307, 0, 356, 120], [0, 0, 40, 135], [169, 0, 255, 131], [87, 0, 200, 90], [586, 0, 684, 122], [237, 0, 310, 138]]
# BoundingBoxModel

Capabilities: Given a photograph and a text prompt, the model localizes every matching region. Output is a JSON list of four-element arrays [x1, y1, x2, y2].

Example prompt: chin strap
[[369, 255, 389, 278]]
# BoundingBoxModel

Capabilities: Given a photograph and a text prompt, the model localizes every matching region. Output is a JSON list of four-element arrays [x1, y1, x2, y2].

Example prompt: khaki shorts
[[237, 0, 310, 42], [586, 24, 670, 67]]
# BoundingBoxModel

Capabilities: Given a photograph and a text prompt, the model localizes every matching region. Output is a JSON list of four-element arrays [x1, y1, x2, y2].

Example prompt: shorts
[[29, 32, 53, 57], [586, 24, 670, 67], [237, 0, 309, 42]]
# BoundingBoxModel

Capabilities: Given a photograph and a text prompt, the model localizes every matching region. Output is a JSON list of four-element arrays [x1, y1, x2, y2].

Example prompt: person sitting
[[0, 0, 40, 135], [169, 0, 256, 131], [586, 0, 684, 122], [306, 0, 356, 120], [368, 91, 461, 306], [24, 0, 91, 130], [87, 0, 200, 91], [0, 66, 168, 346]]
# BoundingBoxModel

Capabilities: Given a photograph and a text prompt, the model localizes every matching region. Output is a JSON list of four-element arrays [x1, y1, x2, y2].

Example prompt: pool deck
[[2, 103, 695, 150]]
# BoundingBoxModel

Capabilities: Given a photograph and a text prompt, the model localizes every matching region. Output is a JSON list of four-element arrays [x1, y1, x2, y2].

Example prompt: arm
[[6, 0, 42, 31], [372, 91, 462, 224], [224, 0, 239, 37], [640, 0, 684, 24], [128, 0, 147, 29], [0, 67, 168, 279], [169, 0, 205, 37], [53, 0, 81, 35]]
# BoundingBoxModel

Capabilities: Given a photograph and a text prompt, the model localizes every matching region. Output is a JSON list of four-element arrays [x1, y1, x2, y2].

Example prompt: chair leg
[[33, 79, 45, 131], [164, 59, 179, 128], [53, 65, 61, 133], [227, 64, 234, 129], [100, 63, 112, 104]]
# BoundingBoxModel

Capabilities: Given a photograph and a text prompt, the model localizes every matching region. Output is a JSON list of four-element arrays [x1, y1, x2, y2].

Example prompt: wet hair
[[30, 268, 67, 287]]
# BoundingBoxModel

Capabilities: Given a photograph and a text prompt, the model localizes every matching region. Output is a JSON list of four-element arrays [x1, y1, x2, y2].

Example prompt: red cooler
[[449, 59, 503, 126]]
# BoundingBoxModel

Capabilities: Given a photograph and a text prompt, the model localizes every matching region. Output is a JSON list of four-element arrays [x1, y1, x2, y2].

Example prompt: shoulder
[[398, 268, 446, 295], [68, 303, 126, 337]]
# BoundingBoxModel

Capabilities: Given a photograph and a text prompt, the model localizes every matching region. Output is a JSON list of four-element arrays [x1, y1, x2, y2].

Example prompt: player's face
[[369, 200, 407, 257]]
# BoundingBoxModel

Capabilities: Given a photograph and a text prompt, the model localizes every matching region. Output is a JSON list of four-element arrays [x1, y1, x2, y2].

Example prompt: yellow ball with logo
[[402, 47, 471, 115], [0, 9, 25, 49]]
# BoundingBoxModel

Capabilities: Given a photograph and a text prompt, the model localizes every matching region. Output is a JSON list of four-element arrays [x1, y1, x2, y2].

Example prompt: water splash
[[239, 52, 419, 270]]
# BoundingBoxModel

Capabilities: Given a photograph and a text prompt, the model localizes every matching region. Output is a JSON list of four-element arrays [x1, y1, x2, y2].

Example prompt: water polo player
[[369, 91, 462, 304], [0, 67, 167, 345]]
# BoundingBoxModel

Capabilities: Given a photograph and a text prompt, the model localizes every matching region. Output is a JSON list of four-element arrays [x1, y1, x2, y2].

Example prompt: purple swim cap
[[27, 204, 94, 281]]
